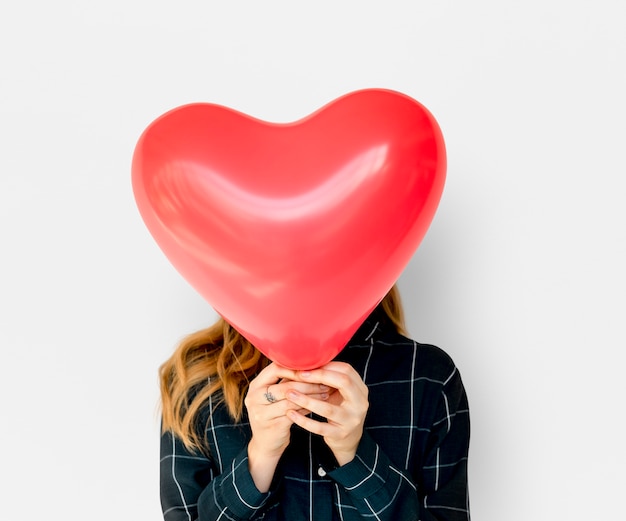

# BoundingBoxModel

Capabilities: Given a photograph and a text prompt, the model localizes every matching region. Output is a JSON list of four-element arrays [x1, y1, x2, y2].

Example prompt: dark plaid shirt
[[160, 310, 470, 520]]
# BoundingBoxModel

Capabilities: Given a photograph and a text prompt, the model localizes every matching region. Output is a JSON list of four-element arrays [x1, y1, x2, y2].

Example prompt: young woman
[[159, 285, 470, 520]]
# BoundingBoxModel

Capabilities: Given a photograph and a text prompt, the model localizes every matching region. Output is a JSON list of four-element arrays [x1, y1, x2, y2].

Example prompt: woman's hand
[[285, 362, 369, 466], [244, 363, 331, 491]]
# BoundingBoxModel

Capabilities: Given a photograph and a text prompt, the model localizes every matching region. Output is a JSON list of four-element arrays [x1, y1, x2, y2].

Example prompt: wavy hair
[[159, 284, 406, 453]]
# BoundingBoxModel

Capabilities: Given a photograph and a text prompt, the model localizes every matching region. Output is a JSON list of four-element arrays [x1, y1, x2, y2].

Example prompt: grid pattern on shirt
[[160, 311, 470, 520]]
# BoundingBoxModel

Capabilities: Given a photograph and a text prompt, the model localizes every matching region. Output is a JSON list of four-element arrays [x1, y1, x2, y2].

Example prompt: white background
[[1, 1, 624, 519]]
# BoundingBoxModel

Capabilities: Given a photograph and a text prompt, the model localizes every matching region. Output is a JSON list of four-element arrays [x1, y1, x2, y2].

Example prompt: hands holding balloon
[[245, 363, 326, 492], [246, 364, 331, 459], [246, 361, 368, 491], [286, 362, 369, 466]]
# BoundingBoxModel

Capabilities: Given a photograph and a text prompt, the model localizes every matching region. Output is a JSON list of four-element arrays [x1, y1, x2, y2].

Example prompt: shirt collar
[[350, 304, 389, 345]]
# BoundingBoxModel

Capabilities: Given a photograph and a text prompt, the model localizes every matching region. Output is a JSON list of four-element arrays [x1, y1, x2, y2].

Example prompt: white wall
[[1, 1, 624, 519]]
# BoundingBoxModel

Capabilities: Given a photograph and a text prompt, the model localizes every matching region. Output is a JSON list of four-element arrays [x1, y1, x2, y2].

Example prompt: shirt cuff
[[327, 431, 391, 498], [199, 447, 270, 519]]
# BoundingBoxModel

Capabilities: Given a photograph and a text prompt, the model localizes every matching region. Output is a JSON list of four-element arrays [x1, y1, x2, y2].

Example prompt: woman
[[159, 285, 470, 520]]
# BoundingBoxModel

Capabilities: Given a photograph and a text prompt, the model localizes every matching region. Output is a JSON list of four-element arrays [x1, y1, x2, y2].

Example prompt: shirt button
[[317, 466, 327, 477]]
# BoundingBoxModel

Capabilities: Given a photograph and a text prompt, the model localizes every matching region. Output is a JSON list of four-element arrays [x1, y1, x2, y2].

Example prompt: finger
[[318, 363, 368, 397], [264, 381, 331, 402], [287, 409, 334, 437], [286, 390, 338, 422], [250, 397, 304, 421], [249, 363, 299, 389], [296, 368, 366, 403], [260, 390, 330, 411], [285, 381, 332, 395], [318, 361, 357, 375], [255, 380, 329, 408]]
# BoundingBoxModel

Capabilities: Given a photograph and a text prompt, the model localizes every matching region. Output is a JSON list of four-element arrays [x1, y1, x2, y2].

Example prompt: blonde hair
[[159, 284, 406, 453]]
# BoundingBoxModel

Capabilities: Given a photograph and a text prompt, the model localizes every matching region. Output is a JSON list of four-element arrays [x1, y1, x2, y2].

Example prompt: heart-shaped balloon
[[132, 89, 445, 369]]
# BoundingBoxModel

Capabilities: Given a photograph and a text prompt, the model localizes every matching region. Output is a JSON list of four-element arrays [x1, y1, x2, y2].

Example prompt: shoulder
[[414, 341, 459, 383], [342, 323, 460, 388], [378, 327, 458, 382]]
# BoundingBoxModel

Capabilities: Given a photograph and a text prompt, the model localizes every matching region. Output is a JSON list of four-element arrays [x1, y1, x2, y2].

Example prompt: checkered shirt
[[160, 310, 470, 520]]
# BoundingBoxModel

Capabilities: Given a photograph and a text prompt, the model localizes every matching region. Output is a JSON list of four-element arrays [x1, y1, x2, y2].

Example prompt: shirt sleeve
[[160, 429, 273, 521], [328, 364, 470, 521], [328, 431, 420, 519], [418, 366, 471, 520]]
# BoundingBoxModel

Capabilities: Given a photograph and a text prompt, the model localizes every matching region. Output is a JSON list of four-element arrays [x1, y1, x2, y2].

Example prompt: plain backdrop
[[1, 1, 625, 519]]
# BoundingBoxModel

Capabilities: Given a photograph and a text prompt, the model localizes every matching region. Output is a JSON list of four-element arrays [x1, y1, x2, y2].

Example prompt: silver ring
[[264, 386, 277, 403]]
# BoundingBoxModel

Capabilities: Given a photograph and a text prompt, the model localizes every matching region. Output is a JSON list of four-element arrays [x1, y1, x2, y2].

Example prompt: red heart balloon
[[132, 89, 445, 369]]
